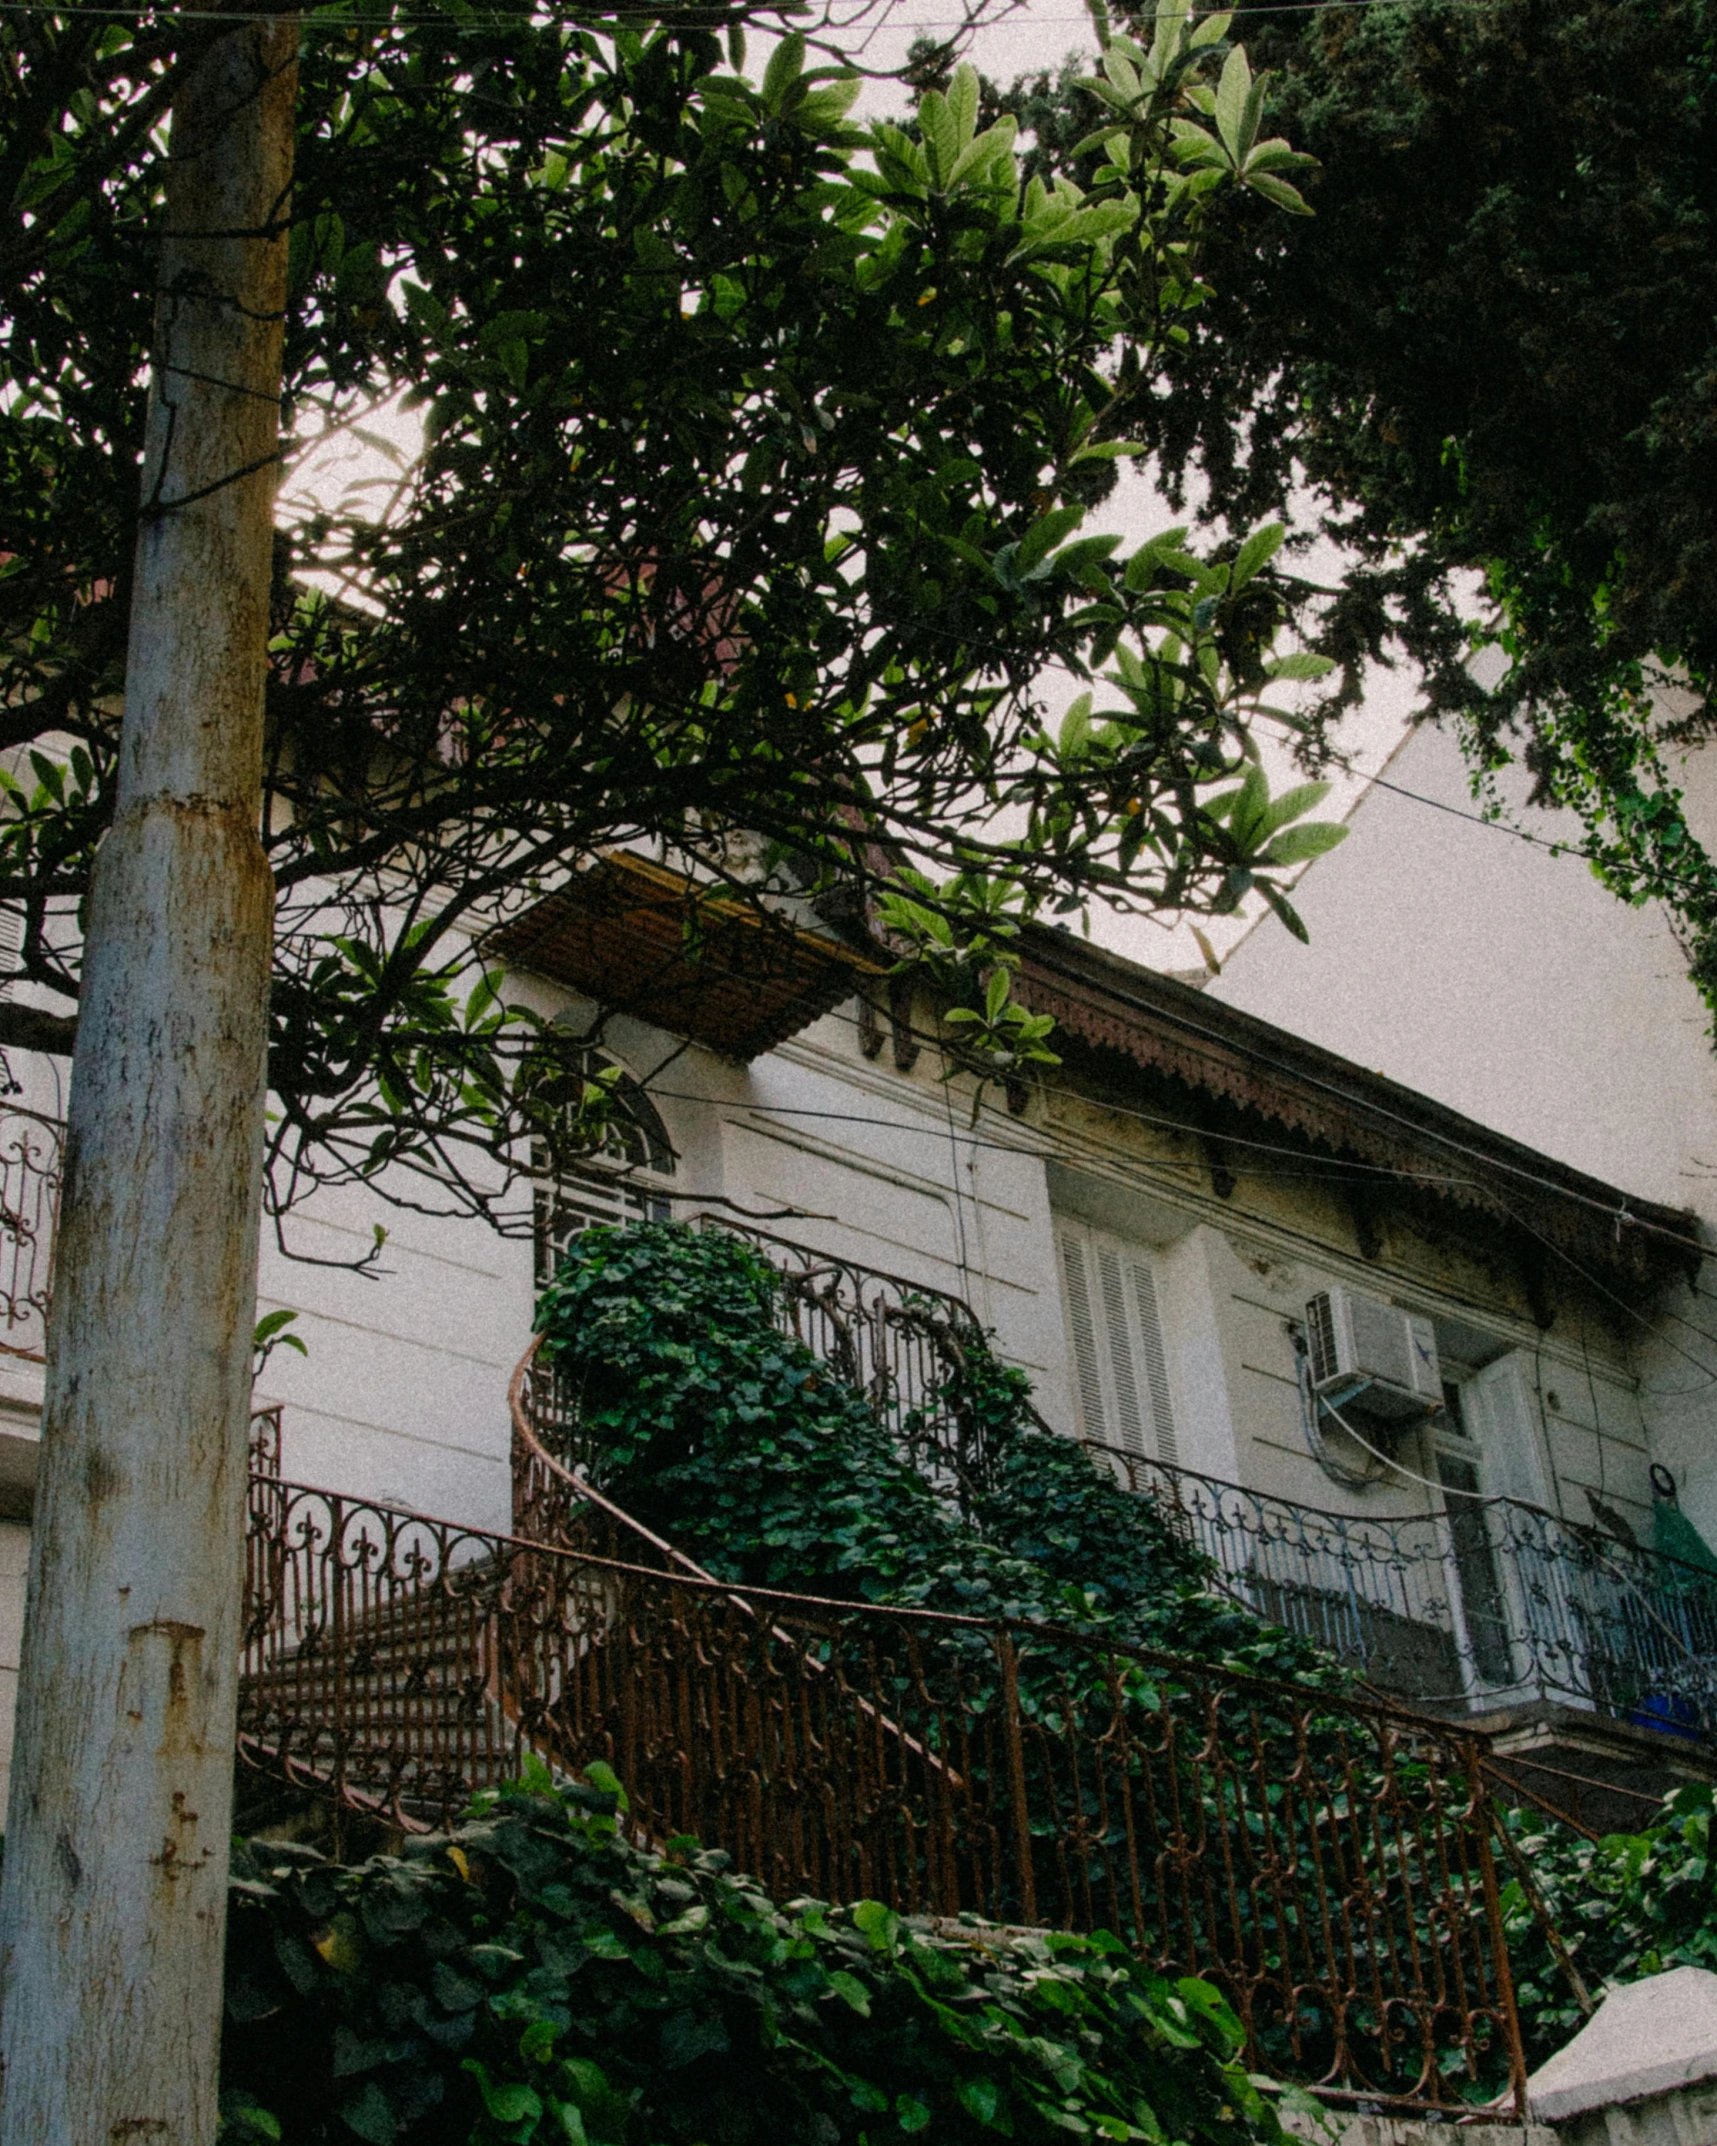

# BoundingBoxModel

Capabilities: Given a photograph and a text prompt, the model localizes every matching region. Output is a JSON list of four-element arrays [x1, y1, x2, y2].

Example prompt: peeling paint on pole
[[0, 16, 296, 2142]]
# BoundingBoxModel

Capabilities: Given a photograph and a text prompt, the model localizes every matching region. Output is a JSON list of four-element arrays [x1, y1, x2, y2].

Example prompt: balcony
[[1094, 1445, 1717, 1827]]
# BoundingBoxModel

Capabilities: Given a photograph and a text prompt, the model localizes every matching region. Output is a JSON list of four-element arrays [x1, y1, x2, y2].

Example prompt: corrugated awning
[[488, 854, 883, 1062]]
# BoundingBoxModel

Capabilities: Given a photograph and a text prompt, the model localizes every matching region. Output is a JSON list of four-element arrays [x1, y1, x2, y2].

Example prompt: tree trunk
[[0, 18, 295, 2142]]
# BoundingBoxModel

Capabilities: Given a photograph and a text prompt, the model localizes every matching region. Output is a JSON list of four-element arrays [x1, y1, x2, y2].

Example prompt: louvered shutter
[[1096, 1241, 1147, 1452], [1055, 1220, 1179, 1463], [1129, 1258, 1179, 1465], [0, 903, 19, 1000], [1058, 1228, 1109, 1442]]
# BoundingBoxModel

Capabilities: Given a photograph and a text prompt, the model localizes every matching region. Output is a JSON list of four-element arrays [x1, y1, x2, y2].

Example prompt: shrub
[[1501, 1785, 1717, 2070], [220, 1767, 1308, 2146]]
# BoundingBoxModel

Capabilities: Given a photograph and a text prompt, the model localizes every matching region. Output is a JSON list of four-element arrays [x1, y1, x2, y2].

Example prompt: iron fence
[[238, 1466, 1529, 2112], [0, 1106, 61, 1360], [519, 1219, 996, 1509], [1097, 1444, 1717, 1742]]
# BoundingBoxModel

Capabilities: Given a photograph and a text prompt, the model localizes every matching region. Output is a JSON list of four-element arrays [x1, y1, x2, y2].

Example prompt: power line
[[0, 0, 1564, 27]]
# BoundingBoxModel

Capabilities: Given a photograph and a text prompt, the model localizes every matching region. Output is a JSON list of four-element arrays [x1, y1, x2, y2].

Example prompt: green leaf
[[1231, 522, 1285, 589], [1058, 692, 1094, 756], [337, 2081, 398, 2145], [919, 88, 959, 186], [1214, 45, 1252, 159], [1070, 441, 1146, 466], [945, 62, 979, 154], [1259, 878, 1310, 942], [896, 2093, 933, 2133], [580, 1759, 629, 1813], [1244, 171, 1313, 215], [851, 1899, 901, 1952], [827, 1967, 873, 2015], [1266, 651, 1336, 681], [462, 2061, 543, 2127], [948, 116, 1018, 189], [957, 2074, 1004, 2127], [1257, 778, 1332, 836], [1016, 505, 1085, 578], [1260, 821, 1348, 866], [761, 31, 806, 113]]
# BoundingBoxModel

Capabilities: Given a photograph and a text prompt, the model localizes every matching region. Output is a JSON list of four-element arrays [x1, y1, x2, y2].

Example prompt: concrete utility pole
[[0, 15, 296, 2140]]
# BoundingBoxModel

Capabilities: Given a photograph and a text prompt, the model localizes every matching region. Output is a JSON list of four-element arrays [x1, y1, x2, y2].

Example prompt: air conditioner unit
[[1305, 1287, 1443, 1421]]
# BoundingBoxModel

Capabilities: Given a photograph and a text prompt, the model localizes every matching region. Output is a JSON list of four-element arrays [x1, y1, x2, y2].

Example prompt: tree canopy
[[1, 1, 1339, 1250], [994, 0, 1717, 998]]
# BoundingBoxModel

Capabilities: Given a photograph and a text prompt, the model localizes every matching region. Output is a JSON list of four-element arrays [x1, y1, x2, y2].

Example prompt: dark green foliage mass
[[991, 0, 1717, 1013], [1501, 1786, 1717, 2070], [533, 1220, 1340, 1684], [2, 5, 1338, 1236], [219, 1769, 1301, 2145]]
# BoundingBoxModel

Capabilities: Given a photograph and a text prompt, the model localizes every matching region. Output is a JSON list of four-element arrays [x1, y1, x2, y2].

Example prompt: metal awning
[[488, 854, 883, 1061]]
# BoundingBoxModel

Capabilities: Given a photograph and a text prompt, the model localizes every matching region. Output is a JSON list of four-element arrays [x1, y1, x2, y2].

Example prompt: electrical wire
[[1252, 710, 1717, 910], [0, 0, 1559, 22], [1495, 1198, 1717, 1394], [806, 978, 1711, 1266], [1317, 1392, 1493, 1502]]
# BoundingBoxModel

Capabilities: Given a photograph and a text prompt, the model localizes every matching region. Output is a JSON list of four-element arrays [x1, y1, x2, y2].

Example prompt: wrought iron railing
[[0, 1105, 62, 1361], [239, 1459, 1531, 2112], [698, 1218, 996, 1497], [1095, 1443, 1717, 1742]]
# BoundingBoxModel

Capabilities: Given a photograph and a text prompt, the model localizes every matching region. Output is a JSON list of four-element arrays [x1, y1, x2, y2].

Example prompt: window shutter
[[1096, 1242, 1146, 1453], [0, 903, 19, 1000], [1056, 1219, 1179, 1464], [1129, 1259, 1178, 1465], [1058, 1228, 1108, 1442]]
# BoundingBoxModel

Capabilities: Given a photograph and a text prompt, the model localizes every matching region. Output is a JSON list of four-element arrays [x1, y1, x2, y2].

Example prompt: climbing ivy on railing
[[533, 1221, 1342, 1686], [219, 1767, 1309, 2146]]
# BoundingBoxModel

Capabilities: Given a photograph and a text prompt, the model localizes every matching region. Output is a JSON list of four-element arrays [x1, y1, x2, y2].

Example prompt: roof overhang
[[488, 854, 883, 1062], [1016, 926, 1699, 1294]]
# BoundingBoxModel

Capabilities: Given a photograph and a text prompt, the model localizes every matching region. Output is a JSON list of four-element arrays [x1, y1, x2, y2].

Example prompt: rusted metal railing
[[704, 1218, 995, 1497], [238, 1460, 1530, 2112], [0, 1105, 62, 1362], [513, 1222, 1001, 1529]]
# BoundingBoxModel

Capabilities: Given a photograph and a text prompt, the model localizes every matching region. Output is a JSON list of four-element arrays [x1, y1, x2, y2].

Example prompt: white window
[[1055, 1218, 1178, 1463], [533, 1055, 676, 1285]]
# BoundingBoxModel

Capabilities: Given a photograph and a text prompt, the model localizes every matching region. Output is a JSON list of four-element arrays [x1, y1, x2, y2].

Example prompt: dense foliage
[[219, 1769, 1303, 2146], [2, 2, 1340, 1239], [1502, 1785, 1717, 2069], [533, 1220, 1336, 1682], [992, 0, 1717, 1010]]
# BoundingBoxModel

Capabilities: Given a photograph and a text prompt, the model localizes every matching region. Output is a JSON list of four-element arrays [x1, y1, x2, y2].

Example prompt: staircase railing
[[240, 1446, 1531, 2114], [1094, 1442, 1717, 1742], [708, 1218, 999, 1497]]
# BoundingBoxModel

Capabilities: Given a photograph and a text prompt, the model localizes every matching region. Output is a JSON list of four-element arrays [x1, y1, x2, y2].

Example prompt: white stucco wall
[[1210, 720, 1717, 1227], [1209, 718, 1717, 1543]]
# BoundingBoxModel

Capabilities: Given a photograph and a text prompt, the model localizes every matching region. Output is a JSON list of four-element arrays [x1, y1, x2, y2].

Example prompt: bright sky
[[286, 0, 1423, 981]]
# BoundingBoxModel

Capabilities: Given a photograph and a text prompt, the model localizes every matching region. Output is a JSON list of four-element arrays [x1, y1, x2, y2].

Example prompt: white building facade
[[0, 859, 1708, 1824]]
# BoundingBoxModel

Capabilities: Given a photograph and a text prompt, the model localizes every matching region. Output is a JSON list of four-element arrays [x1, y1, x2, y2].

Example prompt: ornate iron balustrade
[[0, 1106, 62, 1362], [239, 1462, 1531, 2113], [522, 1215, 997, 1510], [701, 1218, 996, 1496], [1096, 1443, 1717, 1742]]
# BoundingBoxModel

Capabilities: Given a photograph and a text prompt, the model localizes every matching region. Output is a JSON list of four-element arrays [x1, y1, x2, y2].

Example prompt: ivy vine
[[220, 1767, 1310, 2145], [532, 1222, 1342, 1687]]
